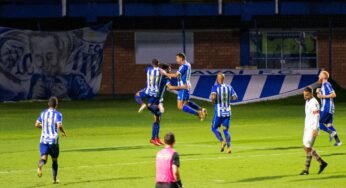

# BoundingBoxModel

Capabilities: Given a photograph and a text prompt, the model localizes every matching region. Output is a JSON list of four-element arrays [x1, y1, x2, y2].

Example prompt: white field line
[[0, 151, 316, 175]]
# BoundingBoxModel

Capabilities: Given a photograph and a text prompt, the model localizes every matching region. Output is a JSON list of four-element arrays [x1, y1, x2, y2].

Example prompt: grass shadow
[[292, 175, 346, 182], [255, 146, 302, 151], [220, 174, 296, 184], [322, 152, 346, 157], [63, 145, 152, 152]]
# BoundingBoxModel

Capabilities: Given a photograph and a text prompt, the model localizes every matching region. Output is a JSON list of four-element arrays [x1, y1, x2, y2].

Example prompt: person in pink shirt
[[155, 132, 183, 188]]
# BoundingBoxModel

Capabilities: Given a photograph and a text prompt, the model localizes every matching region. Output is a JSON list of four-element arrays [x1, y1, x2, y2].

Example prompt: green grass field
[[0, 93, 345, 188]]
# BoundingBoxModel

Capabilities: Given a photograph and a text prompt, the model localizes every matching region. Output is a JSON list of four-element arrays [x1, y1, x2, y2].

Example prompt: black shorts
[[40, 143, 59, 158], [156, 182, 178, 188]]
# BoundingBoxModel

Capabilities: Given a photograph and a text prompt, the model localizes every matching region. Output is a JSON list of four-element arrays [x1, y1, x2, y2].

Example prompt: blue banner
[[171, 69, 320, 104], [0, 24, 111, 101]]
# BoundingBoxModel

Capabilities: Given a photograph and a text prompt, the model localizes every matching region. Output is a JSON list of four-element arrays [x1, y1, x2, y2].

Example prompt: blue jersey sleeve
[[229, 86, 237, 97], [37, 112, 43, 123], [211, 85, 217, 94], [178, 65, 186, 76], [326, 83, 334, 94], [56, 113, 63, 124]]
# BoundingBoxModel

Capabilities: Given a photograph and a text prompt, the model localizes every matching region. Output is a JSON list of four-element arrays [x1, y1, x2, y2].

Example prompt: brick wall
[[318, 31, 346, 88], [100, 31, 240, 95]]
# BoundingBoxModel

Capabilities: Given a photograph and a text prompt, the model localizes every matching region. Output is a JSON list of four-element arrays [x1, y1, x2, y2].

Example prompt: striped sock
[[311, 149, 324, 164], [305, 153, 312, 171]]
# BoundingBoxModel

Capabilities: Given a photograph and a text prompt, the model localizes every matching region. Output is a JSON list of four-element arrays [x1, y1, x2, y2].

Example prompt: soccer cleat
[[318, 161, 328, 174], [299, 170, 309, 175], [197, 110, 205, 121], [150, 139, 161, 146], [138, 104, 147, 113], [156, 138, 164, 145], [202, 108, 208, 119], [52, 179, 60, 184], [329, 131, 337, 142], [334, 141, 342, 147], [227, 147, 232, 154], [220, 141, 226, 152], [37, 167, 42, 178]]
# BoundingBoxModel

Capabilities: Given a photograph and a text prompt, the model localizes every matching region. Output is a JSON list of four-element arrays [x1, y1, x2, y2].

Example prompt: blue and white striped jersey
[[145, 66, 162, 97], [37, 109, 62, 144], [211, 84, 237, 117], [321, 81, 335, 114], [177, 61, 191, 90]]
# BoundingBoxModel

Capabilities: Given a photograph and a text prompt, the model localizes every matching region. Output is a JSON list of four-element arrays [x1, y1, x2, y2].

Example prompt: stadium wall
[[100, 30, 346, 95], [99, 31, 240, 95]]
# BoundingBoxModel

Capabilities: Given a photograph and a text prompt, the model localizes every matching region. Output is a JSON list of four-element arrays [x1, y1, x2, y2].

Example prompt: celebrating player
[[149, 64, 175, 146], [210, 73, 238, 154], [35, 96, 67, 184], [163, 53, 207, 121], [135, 58, 162, 113], [155, 132, 183, 188], [300, 87, 328, 175], [316, 70, 342, 146]]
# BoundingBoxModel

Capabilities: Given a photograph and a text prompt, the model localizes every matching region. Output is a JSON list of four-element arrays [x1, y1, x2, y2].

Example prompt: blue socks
[[183, 104, 198, 116], [319, 123, 333, 134], [187, 101, 202, 111], [52, 160, 58, 179], [212, 127, 223, 142], [134, 95, 143, 105], [223, 129, 231, 147], [152, 122, 160, 139], [328, 125, 341, 142]]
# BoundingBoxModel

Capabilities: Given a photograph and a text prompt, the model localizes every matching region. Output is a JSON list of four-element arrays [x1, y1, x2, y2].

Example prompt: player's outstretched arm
[[57, 123, 67, 137], [167, 83, 187, 90]]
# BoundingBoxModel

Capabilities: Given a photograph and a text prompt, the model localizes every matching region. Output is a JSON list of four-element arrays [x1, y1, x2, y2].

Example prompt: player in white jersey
[[163, 53, 206, 121], [300, 87, 327, 175], [35, 97, 66, 183]]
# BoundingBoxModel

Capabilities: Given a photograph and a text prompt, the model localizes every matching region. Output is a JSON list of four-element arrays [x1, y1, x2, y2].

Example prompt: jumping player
[[300, 87, 328, 175], [145, 63, 186, 146], [316, 70, 342, 146], [210, 73, 238, 154], [155, 132, 183, 188], [35, 96, 67, 184], [163, 53, 206, 121]]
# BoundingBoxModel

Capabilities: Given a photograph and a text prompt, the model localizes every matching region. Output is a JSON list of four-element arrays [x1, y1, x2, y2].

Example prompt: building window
[[250, 31, 317, 69]]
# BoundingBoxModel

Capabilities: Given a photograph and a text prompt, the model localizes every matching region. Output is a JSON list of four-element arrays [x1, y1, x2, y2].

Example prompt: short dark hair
[[159, 63, 170, 72], [48, 96, 58, 108], [176, 53, 186, 60], [164, 132, 175, 145], [304, 87, 313, 93], [152, 58, 159, 66]]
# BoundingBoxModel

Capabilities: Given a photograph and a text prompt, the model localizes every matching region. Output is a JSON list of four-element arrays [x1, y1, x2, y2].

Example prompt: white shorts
[[303, 130, 316, 148]]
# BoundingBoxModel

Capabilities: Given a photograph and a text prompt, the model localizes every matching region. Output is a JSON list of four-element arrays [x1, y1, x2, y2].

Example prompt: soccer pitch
[[0, 94, 345, 188]]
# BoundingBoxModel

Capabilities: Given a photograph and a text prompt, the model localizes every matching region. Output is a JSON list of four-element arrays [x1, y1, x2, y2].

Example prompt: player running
[[155, 132, 183, 188], [163, 53, 207, 121], [35, 96, 67, 184], [316, 70, 342, 146], [300, 87, 328, 175], [210, 73, 238, 154]]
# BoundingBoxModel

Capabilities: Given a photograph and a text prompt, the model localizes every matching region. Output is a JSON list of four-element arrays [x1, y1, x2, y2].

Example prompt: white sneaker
[[138, 104, 147, 113]]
